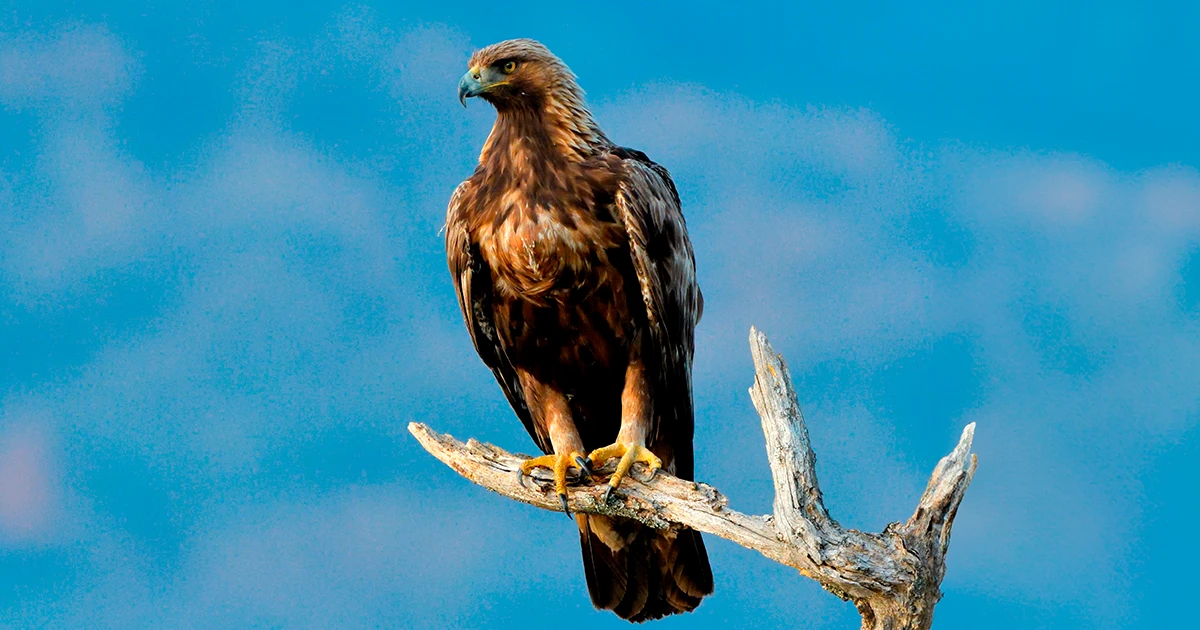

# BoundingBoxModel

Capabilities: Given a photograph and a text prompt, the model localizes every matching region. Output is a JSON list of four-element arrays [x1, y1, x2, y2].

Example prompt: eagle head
[[458, 39, 581, 110]]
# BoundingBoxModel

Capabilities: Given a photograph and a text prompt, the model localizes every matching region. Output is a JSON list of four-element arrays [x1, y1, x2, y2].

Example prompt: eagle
[[445, 39, 713, 621]]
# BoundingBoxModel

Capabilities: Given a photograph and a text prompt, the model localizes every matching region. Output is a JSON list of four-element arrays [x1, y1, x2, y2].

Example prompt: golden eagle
[[446, 39, 713, 621]]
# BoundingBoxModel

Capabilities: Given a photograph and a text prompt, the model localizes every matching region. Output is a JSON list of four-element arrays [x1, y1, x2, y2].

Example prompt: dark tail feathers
[[577, 514, 713, 622]]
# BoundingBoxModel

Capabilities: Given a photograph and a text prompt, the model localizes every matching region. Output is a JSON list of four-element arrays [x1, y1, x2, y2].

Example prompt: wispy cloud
[[0, 408, 60, 546], [0, 24, 134, 109]]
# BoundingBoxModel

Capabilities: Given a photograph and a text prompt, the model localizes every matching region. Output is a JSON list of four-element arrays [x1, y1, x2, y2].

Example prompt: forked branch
[[410, 328, 977, 630]]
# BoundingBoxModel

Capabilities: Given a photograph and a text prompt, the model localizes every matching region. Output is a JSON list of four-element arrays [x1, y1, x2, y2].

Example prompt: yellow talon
[[520, 451, 588, 516], [586, 441, 662, 497]]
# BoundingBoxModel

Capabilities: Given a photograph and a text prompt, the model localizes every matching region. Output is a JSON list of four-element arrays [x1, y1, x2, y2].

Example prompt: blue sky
[[1, 2, 1198, 628]]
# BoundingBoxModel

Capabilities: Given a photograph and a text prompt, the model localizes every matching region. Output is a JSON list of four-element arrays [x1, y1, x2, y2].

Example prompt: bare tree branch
[[409, 327, 977, 630]]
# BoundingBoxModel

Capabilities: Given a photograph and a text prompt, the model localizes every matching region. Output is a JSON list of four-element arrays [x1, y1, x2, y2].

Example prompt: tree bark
[[410, 328, 977, 629]]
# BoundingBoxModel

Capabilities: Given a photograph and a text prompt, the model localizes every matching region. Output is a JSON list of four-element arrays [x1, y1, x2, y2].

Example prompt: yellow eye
[[502, 61, 517, 74]]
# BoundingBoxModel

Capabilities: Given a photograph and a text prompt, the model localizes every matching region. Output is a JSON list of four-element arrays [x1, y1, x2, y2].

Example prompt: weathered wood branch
[[410, 328, 977, 630]]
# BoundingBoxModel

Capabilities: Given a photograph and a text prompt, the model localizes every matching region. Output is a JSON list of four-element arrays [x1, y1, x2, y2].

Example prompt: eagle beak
[[458, 68, 484, 107]]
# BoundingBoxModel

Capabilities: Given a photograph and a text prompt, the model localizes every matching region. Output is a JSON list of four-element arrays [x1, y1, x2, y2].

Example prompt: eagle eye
[[502, 60, 517, 74]]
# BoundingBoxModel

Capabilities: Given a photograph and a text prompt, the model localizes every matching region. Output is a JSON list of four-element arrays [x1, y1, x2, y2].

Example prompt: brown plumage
[[445, 39, 712, 622]]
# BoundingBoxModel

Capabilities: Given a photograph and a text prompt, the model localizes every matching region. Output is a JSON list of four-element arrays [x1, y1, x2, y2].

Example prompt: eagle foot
[[519, 452, 589, 517], [586, 441, 662, 494]]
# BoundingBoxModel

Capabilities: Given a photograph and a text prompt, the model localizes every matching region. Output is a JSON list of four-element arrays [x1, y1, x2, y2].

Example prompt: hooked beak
[[458, 69, 484, 107]]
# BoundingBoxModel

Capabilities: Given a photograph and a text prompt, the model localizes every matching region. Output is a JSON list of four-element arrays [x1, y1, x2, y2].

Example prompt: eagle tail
[[577, 514, 713, 622]]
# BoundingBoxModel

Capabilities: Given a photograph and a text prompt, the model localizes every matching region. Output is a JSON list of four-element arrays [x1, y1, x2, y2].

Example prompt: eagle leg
[[586, 357, 663, 500], [520, 452, 589, 517], [586, 442, 662, 501]]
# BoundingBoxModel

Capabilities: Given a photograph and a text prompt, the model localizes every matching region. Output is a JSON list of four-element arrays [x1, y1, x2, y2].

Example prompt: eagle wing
[[445, 182, 546, 454], [612, 149, 703, 479]]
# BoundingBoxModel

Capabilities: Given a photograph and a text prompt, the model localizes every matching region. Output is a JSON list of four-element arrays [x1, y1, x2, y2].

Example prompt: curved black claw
[[603, 485, 620, 505], [575, 456, 593, 479], [559, 492, 571, 517]]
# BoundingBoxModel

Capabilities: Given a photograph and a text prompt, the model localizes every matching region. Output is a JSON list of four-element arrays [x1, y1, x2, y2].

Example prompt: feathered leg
[[586, 357, 661, 500], [516, 369, 589, 516]]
